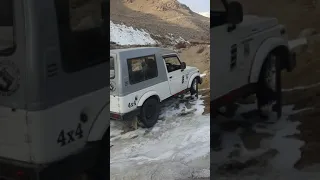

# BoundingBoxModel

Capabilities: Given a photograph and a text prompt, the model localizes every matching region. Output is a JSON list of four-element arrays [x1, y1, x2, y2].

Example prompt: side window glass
[[54, 0, 107, 73], [164, 56, 182, 73], [127, 55, 158, 84], [0, 0, 15, 56]]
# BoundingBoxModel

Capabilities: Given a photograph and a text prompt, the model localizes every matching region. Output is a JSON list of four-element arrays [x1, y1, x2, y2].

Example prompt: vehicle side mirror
[[181, 62, 186, 70], [227, 1, 243, 25]]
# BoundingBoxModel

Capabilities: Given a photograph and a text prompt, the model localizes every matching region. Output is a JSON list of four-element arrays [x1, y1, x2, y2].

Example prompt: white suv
[[110, 47, 203, 127], [211, 0, 296, 117]]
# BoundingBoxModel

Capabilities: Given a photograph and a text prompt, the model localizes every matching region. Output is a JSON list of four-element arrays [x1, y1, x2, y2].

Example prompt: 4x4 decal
[[57, 123, 84, 147], [182, 75, 185, 84], [128, 96, 139, 108]]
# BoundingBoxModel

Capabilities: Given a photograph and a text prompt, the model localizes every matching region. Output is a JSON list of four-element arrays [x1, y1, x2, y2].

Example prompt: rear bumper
[[110, 108, 140, 121]]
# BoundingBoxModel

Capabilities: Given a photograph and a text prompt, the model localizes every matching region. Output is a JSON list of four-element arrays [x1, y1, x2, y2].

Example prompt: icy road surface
[[212, 102, 319, 180], [110, 95, 210, 180]]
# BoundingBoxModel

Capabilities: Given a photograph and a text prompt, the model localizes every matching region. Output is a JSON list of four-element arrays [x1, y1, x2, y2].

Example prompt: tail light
[[111, 113, 120, 120]]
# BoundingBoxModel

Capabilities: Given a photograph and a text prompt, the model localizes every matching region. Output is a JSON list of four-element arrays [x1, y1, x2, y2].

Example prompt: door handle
[[169, 76, 172, 79]]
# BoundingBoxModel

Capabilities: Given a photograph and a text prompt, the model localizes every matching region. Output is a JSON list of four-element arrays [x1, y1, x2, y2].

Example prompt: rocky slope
[[110, 0, 210, 42]]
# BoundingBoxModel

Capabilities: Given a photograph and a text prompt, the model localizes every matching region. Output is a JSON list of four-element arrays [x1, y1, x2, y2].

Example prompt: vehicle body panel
[[27, 87, 108, 164], [211, 13, 287, 101], [0, 0, 109, 166]]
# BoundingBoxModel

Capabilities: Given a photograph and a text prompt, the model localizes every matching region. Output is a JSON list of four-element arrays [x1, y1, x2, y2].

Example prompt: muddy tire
[[257, 53, 282, 119], [190, 78, 199, 98], [138, 97, 160, 128]]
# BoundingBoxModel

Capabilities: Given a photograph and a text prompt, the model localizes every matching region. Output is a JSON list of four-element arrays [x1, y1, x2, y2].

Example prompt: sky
[[177, 0, 210, 13]]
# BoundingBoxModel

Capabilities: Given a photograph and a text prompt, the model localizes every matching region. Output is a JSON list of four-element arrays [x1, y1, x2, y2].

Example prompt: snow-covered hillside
[[198, 12, 210, 18], [110, 21, 157, 45]]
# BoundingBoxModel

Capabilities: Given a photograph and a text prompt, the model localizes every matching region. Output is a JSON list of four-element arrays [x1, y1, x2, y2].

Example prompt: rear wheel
[[138, 97, 160, 128], [190, 78, 199, 98], [257, 53, 282, 119]]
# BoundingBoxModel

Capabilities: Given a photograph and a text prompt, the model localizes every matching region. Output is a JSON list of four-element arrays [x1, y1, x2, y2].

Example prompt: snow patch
[[200, 73, 206, 78], [213, 103, 311, 179], [283, 82, 320, 92], [289, 38, 307, 50], [110, 21, 157, 45], [197, 12, 210, 18], [110, 96, 209, 179]]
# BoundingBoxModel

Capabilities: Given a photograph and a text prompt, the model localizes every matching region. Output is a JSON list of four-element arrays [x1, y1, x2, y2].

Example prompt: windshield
[[0, 0, 15, 56], [110, 56, 115, 79]]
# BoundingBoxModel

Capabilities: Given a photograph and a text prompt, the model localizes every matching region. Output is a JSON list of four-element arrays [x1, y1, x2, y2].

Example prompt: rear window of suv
[[0, 0, 15, 56], [127, 55, 158, 85]]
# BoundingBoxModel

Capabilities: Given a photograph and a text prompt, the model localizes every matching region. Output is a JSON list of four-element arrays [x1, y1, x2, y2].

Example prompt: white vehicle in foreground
[[211, 0, 296, 117], [110, 47, 203, 127], [0, 0, 109, 179]]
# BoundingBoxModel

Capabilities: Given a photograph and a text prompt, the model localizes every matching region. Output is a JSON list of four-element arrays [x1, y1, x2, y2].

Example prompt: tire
[[257, 53, 282, 119], [138, 97, 160, 128], [86, 127, 109, 180], [190, 78, 199, 98]]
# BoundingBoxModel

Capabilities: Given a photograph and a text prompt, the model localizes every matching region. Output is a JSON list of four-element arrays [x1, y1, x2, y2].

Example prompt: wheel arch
[[249, 37, 289, 83], [137, 91, 160, 107], [188, 72, 201, 88], [87, 102, 110, 142]]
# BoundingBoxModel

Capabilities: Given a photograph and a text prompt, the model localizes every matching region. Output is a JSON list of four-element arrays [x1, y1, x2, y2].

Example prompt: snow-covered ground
[[110, 21, 157, 45], [110, 95, 210, 180], [212, 102, 320, 180]]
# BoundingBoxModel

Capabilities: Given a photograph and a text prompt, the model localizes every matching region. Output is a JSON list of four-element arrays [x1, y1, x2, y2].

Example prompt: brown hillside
[[110, 0, 210, 42]]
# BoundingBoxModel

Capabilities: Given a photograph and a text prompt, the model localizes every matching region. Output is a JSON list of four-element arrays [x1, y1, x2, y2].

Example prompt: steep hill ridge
[[110, 0, 210, 42]]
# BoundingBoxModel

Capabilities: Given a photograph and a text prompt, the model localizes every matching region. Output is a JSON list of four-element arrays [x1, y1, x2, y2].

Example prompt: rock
[[299, 28, 317, 38], [175, 41, 187, 49]]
